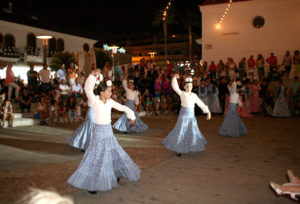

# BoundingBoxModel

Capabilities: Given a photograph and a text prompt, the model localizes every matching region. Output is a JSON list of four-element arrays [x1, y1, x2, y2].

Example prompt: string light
[[215, 0, 233, 30], [162, 0, 172, 21]]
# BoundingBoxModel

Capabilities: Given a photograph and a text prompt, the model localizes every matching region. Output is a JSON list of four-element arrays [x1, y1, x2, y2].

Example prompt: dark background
[[0, 0, 204, 42]]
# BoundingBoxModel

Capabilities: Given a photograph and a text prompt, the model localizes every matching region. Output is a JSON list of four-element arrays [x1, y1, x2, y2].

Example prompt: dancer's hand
[[129, 120, 135, 125], [174, 73, 179, 79], [206, 112, 211, 120]]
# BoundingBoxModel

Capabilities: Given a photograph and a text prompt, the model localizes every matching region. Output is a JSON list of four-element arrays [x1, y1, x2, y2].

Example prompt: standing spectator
[[238, 57, 247, 80], [266, 52, 278, 74], [68, 62, 77, 87], [293, 50, 300, 77], [273, 80, 291, 117], [57, 64, 67, 82], [227, 58, 237, 78], [1, 100, 14, 128], [5, 63, 20, 101], [208, 61, 217, 80], [39, 63, 51, 92], [218, 77, 228, 114], [247, 55, 256, 78], [19, 89, 32, 113], [217, 60, 226, 79], [256, 54, 265, 81], [27, 64, 39, 93], [282, 51, 292, 76]]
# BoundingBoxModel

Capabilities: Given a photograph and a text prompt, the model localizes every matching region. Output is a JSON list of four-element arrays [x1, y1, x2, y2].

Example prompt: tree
[[50, 52, 75, 71]]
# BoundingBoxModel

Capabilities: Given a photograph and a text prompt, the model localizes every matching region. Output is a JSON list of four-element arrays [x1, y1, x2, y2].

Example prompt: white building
[[0, 19, 97, 82], [199, 0, 300, 65]]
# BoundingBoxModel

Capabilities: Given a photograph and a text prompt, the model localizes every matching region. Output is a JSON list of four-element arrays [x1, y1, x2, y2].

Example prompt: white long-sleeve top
[[171, 77, 210, 113], [230, 82, 242, 107], [122, 80, 139, 105], [84, 75, 136, 125]]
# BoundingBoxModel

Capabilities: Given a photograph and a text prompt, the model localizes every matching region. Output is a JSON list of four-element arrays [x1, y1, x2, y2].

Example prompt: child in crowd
[[50, 100, 58, 126], [1, 100, 14, 128], [144, 96, 154, 116], [237, 89, 253, 118]]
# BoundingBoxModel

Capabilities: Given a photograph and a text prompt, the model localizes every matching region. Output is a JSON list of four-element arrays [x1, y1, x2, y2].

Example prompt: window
[[48, 37, 56, 56], [57, 38, 64, 52], [4, 34, 15, 48], [27, 33, 36, 49], [83, 43, 89, 52]]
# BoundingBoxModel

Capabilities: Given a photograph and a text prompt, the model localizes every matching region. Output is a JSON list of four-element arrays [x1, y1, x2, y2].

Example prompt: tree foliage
[[50, 52, 75, 71], [95, 49, 112, 69]]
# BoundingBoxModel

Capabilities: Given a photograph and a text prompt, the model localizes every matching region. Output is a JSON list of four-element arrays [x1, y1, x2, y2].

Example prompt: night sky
[[1, 0, 204, 42]]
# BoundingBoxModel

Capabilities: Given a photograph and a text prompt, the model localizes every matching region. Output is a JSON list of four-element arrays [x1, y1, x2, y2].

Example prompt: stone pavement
[[0, 114, 299, 203]]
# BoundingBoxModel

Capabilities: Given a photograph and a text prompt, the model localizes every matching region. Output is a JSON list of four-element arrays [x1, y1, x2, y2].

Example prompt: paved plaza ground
[[0, 114, 299, 204]]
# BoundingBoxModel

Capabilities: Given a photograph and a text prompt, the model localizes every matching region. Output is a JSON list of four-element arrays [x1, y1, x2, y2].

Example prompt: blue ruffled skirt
[[218, 103, 247, 137], [66, 107, 95, 150], [67, 123, 141, 192], [113, 99, 148, 133], [162, 107, 207, 153]]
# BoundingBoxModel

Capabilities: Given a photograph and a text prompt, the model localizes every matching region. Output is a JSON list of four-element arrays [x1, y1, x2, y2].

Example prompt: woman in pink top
[[5, 63, 20, 101]]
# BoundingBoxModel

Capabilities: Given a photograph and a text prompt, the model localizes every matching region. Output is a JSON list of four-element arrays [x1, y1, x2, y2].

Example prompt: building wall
[[199, 0, 300, 64], [0, 20, 97, 52]]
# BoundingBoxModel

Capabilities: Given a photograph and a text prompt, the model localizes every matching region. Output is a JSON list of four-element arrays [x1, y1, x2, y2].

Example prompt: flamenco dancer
[[67, 70, 141, 193], [218, 79, 247, 137], [162, 74, 211, 157], [66, 70, 103, 151], [113, 75, 148, 133]]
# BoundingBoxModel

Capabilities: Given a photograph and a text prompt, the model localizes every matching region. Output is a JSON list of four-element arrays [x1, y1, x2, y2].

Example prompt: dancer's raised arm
[[171, 74, 182, 95], [84, 74, 97, 105]]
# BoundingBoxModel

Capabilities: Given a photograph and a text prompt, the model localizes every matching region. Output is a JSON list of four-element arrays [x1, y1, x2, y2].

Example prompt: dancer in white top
[[162, 74, 211, 157], [113, 75, 148, 133], [218, 79, 247, 137], [66, 70, 103, 151], [68, 70, 141, 193]]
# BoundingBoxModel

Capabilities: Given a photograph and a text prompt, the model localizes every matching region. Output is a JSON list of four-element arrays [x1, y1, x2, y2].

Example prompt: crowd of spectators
[[0, 50, 299, 128]]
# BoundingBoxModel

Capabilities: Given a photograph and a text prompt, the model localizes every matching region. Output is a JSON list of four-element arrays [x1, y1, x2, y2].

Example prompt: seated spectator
[[58, 100, 70, 124], [144, 96, 154, 116], [67, 94, 77, 123], [50, 99, 58, 126], [34, 96, 49, 125], [160, 95, 168, 114], [80, 95, 88, 118], [59, 79, 70, 101], [1, 100, 14, 128], [19, 89, 32, 113], [72, 78, 84, 99]]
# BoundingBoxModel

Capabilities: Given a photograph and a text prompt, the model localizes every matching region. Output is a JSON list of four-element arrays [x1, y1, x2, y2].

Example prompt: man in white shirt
[[39, 63, 51, 92], [72, 78, 84, 98], [59, 79, 70, 101]]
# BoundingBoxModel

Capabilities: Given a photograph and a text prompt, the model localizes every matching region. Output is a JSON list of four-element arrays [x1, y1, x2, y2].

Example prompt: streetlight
[[148, 52, 157, 59], [103, 44, 126, 72], [37, 35, 52, 64]]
